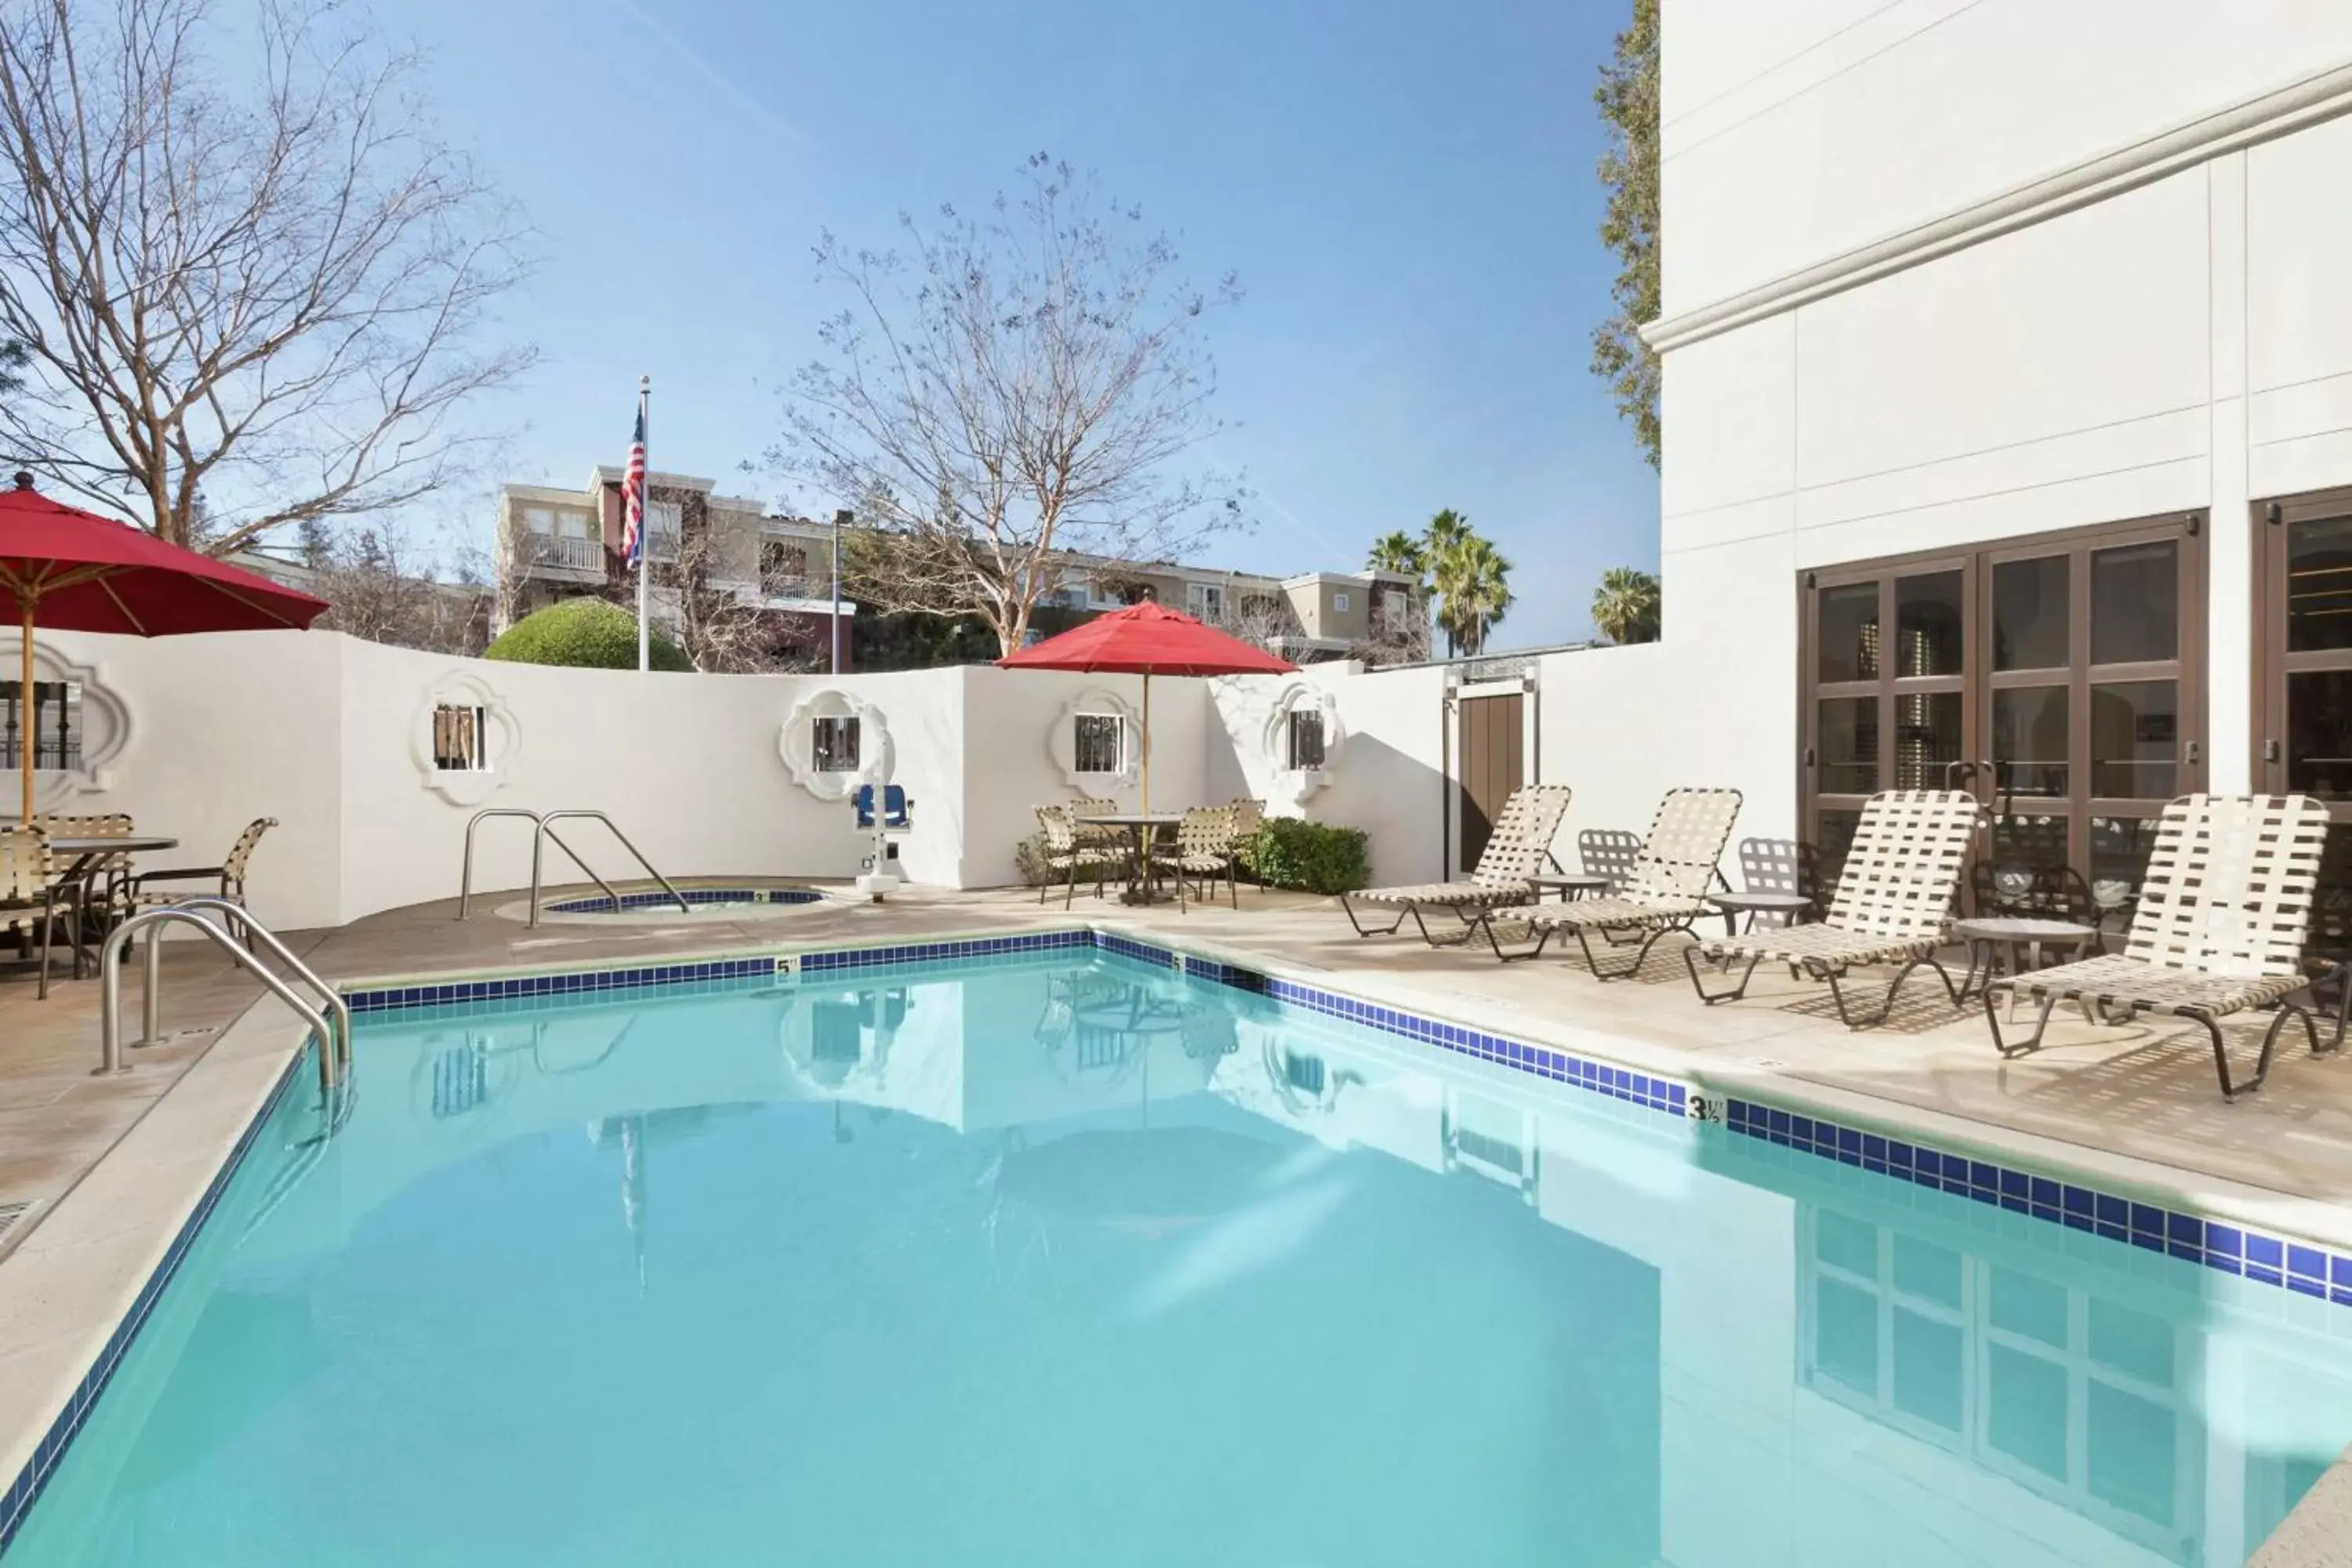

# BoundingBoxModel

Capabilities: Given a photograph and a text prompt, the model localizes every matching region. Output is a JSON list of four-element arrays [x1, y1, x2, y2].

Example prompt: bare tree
[[0, 0, 535, 552], [774, 154, 1246, 655], [306, 522, 489, 654], [661, 522, 818, 674], [1212, 592, 1302, 657]]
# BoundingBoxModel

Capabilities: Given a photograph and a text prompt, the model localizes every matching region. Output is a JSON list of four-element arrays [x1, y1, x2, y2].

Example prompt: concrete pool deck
[[6, 878, 2352, 1559]]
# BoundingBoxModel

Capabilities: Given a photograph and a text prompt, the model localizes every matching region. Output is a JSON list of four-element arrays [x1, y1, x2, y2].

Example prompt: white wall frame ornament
[[410, 670, 519, 807], [2, 637, 131, 811], [1051, 686, 1143, 791], [781, 688, 893, 802], [1260, 681, 1344, 809]]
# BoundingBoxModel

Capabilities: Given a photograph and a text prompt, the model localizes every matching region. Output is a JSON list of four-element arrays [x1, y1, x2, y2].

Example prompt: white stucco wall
[[1660, 0, 2352, 318], [25, 630, 1236, 931], [1651, 12, 2352, 820]]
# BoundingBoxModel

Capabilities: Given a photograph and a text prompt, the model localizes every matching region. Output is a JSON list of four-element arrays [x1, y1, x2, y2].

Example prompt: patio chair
[[1340, 783, 1573, 944], [1574, 828, 1643, 889], [1984, 793, 2345, 1101], [31, 811, 135, 975], [1152, 805, 1241, 911], [1033, 806, 1120, 909], [119, 817, 277, 938], [1683, 790, 1981, 1028], [1066, 793, 1125, 849], [1475, 788, 1741, 974], [0, 825, 60, 1000], [1225, 798, 1267, 891]]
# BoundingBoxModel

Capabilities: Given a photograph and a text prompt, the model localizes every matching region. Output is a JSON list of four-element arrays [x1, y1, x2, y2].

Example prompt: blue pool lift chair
[[852, 785, 913, 898]]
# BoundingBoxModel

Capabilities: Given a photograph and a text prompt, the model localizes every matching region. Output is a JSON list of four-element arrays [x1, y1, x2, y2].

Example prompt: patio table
[[1084, 811, 1185, 905], [1529, 873, 1612, 902], [38, 836, 178, 978], [1706, 890, 1814, 935]]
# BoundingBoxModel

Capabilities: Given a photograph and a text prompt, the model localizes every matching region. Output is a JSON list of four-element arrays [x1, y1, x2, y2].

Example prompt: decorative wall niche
[[1048, 686, 1142, 791], [1259, 681, 1344, 809], [409, 670, 520, 806], [781, 688, 894, 801], [0, 637, 131, 811]]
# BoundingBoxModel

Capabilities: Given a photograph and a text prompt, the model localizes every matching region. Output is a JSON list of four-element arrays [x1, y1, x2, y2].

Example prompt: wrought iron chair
[[1033, 806, 1120, 909], [0, 825, 60, 999], [1152, 805, 1242, 911], [121, 817, 278, 939]]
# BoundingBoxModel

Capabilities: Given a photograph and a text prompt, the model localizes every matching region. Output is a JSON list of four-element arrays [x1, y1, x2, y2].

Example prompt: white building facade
[[1642, 3, 2352, 908]]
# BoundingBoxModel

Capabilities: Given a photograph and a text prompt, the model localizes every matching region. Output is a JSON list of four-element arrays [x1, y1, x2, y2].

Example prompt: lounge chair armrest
[[130, 865, 230, 886]]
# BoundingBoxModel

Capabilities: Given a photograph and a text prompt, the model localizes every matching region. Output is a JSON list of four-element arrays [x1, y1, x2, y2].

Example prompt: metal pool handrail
[[100, 906, 349, 1094], [459, 808, 621, 920], [530, 811, 691, 927], [459, 808, 685, 924]]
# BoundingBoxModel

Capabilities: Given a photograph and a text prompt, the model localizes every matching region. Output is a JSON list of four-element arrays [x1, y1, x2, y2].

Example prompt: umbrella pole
[[17, 603, 31, 824], [1140, 671, 1152, 903]]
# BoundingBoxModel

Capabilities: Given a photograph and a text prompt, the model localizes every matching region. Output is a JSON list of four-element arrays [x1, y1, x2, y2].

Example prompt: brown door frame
[[2253, 487, 2352, 818], [1798, 510, 2208, 881]]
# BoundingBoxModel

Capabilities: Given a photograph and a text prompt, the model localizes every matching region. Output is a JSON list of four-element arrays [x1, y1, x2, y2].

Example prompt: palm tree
[[1421, 510, 1476, 656], [1590, 567, 1661, 644], [1366, 529, 1428, 586], [1450, 537, 1514, 655]]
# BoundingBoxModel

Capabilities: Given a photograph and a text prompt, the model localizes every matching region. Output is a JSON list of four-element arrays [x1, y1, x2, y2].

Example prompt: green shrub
[[1013, 829, 1053, 887], [485, 598, 691, 672], [1239, 817, 1371, 895]]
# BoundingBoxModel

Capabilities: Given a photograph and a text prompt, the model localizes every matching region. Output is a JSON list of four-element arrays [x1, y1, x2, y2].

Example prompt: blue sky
[[394, 0, 1657, 648]]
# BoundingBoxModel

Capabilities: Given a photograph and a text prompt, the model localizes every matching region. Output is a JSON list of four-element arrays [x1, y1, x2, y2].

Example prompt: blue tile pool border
[[0, 1041, 312, 1552], [1717, 1095, 2352, 1309], [542, 887, 825, 916]]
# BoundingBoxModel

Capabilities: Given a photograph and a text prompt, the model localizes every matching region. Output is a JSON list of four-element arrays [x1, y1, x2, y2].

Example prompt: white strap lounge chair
[[1683, 789, 1980, 1029], [1984, 793, 2346, 1101], [1340, 783, 1573, 945], [1475, 787, 1742, 975]]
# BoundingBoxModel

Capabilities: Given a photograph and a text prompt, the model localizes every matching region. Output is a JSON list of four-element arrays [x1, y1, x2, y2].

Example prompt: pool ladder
[[96, 900, 353, 1096], [457, 808, 690, 927]]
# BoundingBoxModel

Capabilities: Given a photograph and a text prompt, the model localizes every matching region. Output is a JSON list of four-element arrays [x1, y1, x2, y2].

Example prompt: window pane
[[1991, 686, 2068, 798], [1993, 556, 2069, 670], [1817, 698, 1878, 795], [1285, 710, 1325, 771], [1892, 691, 1962, 790], [2090, 681, 2176, 797], [1813, 1276, 1878, 1396], [2090, 540, 2177, 664], [1895, 571, 1965, 677], [2087, 1383, 2179, 1527], [812, 717, 860, 773], [1817, 583, 1879, 684], [1985, 814, 2074, 915], [1892, 1309, 1965, 1434], [2288, 670, 2352, 800], [2288, 515, 2352, 653], [0, 681, 82, 770], [1074, 713, 1125, 774], [1987, 1343, 2070, 1483], [2089, 815, 2161, 919]]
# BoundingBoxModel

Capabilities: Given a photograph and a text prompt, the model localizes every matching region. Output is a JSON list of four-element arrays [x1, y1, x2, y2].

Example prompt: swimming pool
[[7, 946, 2350, 1564]]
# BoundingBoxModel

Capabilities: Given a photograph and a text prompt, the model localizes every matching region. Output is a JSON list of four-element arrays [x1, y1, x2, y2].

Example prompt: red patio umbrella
[[0, 473, 329, 822], [998, 601, 1296, 829]]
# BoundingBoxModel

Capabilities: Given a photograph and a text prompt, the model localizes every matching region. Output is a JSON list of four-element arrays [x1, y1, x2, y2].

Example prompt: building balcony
[[514, 532, 607, 580]]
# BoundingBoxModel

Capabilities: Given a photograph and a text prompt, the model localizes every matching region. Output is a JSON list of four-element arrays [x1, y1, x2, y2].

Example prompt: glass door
[[1984, 523, 2199, 923], [1801, 557, 1973, 887], [2255, 494, 2352, 957], [1802, 515, 2205, 916]]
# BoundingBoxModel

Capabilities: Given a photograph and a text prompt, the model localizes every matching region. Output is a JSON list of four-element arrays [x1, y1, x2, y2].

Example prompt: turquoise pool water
[[9, 950, 2352, 1566]]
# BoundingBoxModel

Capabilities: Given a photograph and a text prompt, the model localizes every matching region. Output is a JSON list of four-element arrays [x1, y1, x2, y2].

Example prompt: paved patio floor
[[6, 880, 2352, 1258]]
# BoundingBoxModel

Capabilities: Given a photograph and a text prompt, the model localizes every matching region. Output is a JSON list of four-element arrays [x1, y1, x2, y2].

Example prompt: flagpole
[[636, 375, 651, 674]]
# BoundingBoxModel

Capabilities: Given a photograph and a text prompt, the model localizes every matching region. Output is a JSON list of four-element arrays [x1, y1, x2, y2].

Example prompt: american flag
[[619, 405, 647, 567]]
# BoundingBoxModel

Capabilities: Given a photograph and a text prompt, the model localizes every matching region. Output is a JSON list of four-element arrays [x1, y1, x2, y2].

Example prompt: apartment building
[[496, 471, 1422, 668], [1040, 557, 1424, 662], [499, 472, 853, 668]]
